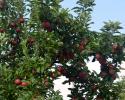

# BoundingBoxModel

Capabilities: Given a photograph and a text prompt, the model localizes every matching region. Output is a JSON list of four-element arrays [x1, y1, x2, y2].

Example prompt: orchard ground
[[54, 58, 125, 100]]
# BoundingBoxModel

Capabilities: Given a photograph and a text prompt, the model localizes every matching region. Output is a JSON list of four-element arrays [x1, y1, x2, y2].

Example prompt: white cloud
[[54, 76, 73, 100]]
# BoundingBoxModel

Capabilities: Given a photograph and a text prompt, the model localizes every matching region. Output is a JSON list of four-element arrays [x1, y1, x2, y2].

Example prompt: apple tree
[[0, 0, 125, 100]]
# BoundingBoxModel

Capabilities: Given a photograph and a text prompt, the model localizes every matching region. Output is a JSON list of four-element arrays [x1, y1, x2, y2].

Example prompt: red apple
[[42, 20, 51, 31], [108, 64, 114, 68], [57, 66, 64, 73], [14, 79, 22, 85], [61, 69, 67, 76], [43, 20, 50, 28], [18, 16, 25, 24], [0, 28, 5, 33], [95, 53, 107, 65], [98, 58, 107, 65], [16, 28, 21, 33], [79, 72, 88, 79], [20, 82, 29, 86]]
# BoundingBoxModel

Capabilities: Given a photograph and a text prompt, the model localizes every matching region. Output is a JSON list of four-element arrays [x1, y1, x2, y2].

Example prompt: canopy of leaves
[[0, 0, 125, 100]]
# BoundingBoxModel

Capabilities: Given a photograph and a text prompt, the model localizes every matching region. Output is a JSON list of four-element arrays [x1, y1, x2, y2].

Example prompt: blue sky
[[61, 0, 125, 33]]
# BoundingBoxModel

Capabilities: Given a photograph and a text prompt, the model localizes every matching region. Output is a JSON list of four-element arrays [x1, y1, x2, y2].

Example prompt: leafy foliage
[[0, 0, 125, 100]]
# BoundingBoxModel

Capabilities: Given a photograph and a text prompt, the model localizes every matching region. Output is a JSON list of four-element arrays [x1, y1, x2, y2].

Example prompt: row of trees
[[0, 0, 125, 99]]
